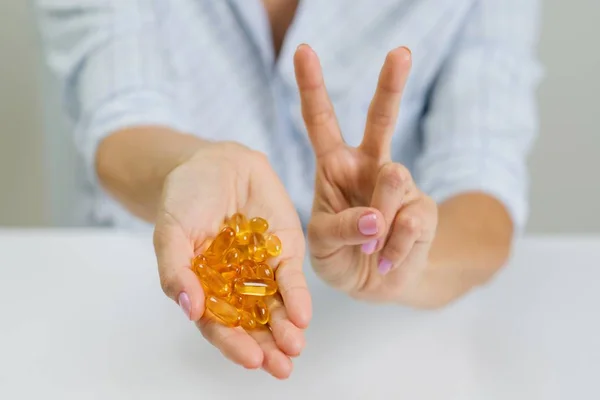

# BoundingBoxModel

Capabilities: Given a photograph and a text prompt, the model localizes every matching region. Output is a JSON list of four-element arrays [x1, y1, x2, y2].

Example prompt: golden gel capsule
[[236, 231, 251, 246], [213, 263, 238, 281], [227, 213, 251, 245], [251, 247, 268, 263], [234, 278, 278, 296], [252, 299, 270, 325], [194, 261, 232, 297], [193, 254, 208, 266], [236, 244, 250, 261], [249, 217, 269, 233], [205, 227, 235, 261], [264, 234, 282, 257], [206, 295, 241, 327], [222, 247, 241, 264], [227, 213, 250, 234], [240, 310, 257, 330], [248, 232, 265, 250], [232, 292, 257, 308], [248, 232, 266, 261], [239, 260, 256, 278], [228, 294, 244, 308], [255, 263, 274, 279]]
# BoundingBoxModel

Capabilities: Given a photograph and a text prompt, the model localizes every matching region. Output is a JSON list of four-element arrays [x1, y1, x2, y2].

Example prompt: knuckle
[[159, 273, 177, 298], [218, 141, 251, 158], [220, 142, 271, 168], [381, 241, 406, 264], [305, 107, 335, 127], [397, 215, 421, 236], [247, 149, 270, 167], [276, 274, 310, 307], [369, 107, 395, 128], [307, 219, 322, 243], [335, 212, 351, 241], [381, 163, 411, 192], [426, 196, 439, 215]]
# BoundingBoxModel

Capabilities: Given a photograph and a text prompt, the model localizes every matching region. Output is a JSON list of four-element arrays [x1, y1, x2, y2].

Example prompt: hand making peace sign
[[293, 45, 438, 303]]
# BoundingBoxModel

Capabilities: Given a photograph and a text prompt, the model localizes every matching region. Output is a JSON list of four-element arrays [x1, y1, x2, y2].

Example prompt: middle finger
[[266, 293, 306, 357], [369, 162, 417, 252], [197, 314, 263, 369], [359, 46, 412, 160], [248, 326, 294, 379]]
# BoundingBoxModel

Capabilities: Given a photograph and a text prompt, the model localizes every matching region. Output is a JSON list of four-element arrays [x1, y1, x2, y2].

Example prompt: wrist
[[96, 126, 209, 222], [397, 195, 513, 309]]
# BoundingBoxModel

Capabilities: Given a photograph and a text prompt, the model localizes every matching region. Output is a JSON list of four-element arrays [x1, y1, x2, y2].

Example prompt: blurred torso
[[261, 0, 299, 57], [98, 0, 474, 228]]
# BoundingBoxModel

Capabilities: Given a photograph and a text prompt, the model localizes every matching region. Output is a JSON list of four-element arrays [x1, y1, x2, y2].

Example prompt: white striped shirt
[[35, 0, 542, 230]]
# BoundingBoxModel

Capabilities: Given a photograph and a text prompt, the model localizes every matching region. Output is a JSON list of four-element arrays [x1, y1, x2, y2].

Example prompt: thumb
[[153, 219, 205, 321], [308, 207, 386, 255]]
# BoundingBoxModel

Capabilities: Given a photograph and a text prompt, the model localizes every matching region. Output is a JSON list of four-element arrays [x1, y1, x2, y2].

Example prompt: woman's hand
[[294, 45, 438, 304], [153, 141, 311, 379]]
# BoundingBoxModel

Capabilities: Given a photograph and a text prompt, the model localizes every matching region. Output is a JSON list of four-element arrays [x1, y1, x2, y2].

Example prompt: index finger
[[293, 44, 344, 157], [359, 47, 412, 160], [274, 258, 312, 329]]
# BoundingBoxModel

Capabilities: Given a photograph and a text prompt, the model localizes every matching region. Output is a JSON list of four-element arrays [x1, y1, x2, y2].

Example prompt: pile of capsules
[[191, 213, 282, 330]]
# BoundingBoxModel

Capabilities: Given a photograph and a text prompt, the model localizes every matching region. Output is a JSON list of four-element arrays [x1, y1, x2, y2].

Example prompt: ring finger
[[248, 326, 294, 379], [370, 162, 418, 253], [197, 314, 263, 369], [377, 206, 422, 275]]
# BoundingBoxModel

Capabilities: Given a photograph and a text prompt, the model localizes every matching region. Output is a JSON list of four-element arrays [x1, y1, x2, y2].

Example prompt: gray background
[[1, 0, 598, 232]]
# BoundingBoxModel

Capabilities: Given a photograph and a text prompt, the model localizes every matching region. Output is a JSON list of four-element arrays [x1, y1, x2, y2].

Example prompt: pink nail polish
[[361, 239, 378, 255], [378, 258, 393, 275], [178, 292, 191, 319], [358, 214, 378, 236]]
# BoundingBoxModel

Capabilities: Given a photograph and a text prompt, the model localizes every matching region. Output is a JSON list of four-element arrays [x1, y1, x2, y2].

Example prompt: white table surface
[[0, 230, 598, 399]]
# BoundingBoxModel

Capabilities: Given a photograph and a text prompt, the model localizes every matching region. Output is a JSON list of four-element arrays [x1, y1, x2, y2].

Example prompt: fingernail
[[378, 258, 393, 275], [361, 239, 378, 255], [358, 213, 378, 236], [178, 292, 191, 320]]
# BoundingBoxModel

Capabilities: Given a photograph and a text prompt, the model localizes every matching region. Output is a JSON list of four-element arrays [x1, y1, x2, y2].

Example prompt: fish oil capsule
[[206, 295, 241, 327], [213, 263, 238, 281], [228, 294, 245, 308], [234, 278, 278, 296], [205, 227, 235, 262], [236, 244, 250, 261], [255, 263, 274, 280], [264, 234, 282, 257], [248, 232, 266, 260], [249, 217, 269, 233], [252, 299, 270, 325], [242, 294, 258, 308], [227, 213, 251, 245], [226, 213, 250, 234], [251, 247, 268, 263], [193, 254, 208, 266], [236, 231, 251, 246], [240, 310, 257, 330], [194, 261, 232, 297], [222, 248, 241, 264], [239, 260, 256, 278], [248, 232, 265, 251], [230, 293, 256, 309]]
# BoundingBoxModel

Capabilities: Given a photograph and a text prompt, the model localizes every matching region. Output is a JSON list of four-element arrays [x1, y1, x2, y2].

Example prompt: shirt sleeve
[[415, 0, 543, 232], [34, 0, 187, 187]]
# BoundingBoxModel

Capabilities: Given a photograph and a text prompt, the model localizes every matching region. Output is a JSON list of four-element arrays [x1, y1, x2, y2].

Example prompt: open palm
[[294, 45, 438, 303], [153, 142, 311, 379]]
